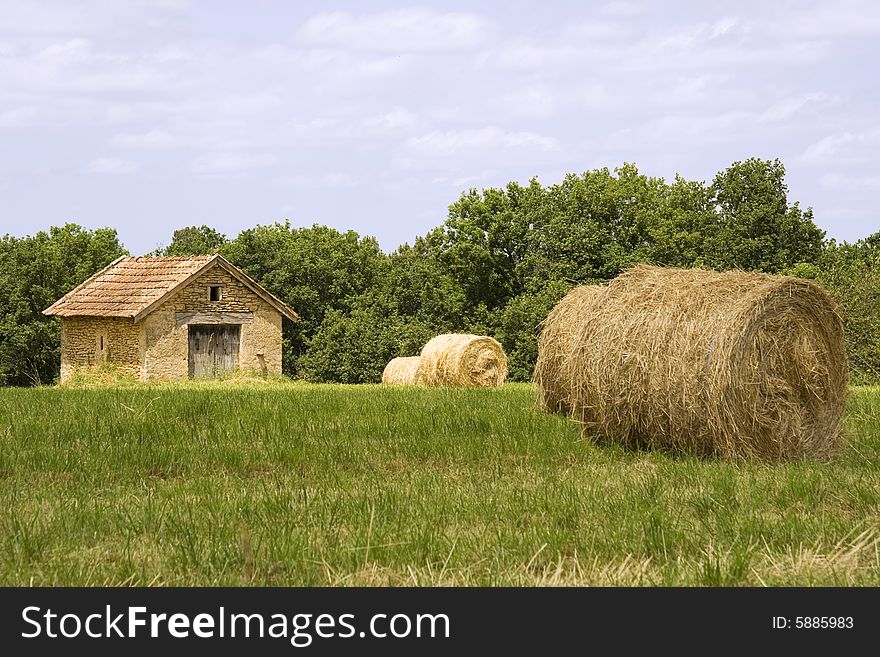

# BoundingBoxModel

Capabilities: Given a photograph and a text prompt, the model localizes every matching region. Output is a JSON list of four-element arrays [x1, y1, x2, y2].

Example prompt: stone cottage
[[43, 255, 298, 382]]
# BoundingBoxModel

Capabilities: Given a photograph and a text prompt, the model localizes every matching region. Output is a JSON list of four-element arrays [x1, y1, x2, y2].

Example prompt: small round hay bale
[[533, 285, 605, 414], [570, 265, 847, 460], [416, 334, 508, 387], [382, 356, 421, 385]]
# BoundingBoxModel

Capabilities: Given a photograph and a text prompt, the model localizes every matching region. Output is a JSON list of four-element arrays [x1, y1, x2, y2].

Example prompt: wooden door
[[188, 324, 240, 378]]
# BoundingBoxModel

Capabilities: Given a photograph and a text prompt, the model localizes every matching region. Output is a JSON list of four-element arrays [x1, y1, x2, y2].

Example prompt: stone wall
[[141, 265, 284, 380], [175, 268, 258, 312], [141, 305, 188, 381], [240, 305, 283, 376], [59, 316, 142, 382]]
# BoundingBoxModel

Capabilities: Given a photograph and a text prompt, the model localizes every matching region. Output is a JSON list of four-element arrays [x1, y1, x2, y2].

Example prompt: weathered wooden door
[[188, 324, 240, 378]]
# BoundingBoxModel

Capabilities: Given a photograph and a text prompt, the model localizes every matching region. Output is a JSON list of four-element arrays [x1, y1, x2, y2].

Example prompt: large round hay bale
[[570, 265, 847, 460], [382, 356, 421, 385], [416, 334, 508, 387], [534, 285, 605, 414]]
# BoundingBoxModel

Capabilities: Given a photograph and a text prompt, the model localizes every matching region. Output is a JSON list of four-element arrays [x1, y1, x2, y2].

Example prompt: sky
[[1, 0, 879, 254]]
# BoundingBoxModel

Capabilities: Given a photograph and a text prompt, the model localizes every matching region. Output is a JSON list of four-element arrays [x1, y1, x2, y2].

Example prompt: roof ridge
[[43, 253, 297, 321], [131, 254, 215, 261]]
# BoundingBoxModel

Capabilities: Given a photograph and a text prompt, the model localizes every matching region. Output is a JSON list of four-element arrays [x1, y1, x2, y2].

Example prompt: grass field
[[1, 381, 878, 586]]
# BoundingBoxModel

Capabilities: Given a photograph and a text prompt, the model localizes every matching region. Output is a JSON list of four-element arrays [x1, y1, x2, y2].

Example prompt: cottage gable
[[44, 255, 297, 382], [140, 266, 287, 380], [43, 254, 297, 321]]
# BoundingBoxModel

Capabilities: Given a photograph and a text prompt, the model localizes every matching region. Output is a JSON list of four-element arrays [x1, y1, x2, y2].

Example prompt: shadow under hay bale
[[416, 334, 508, 388], [567, 265, 847, 461], [534, 285, 606, 414], [382, 356, 422, 385]]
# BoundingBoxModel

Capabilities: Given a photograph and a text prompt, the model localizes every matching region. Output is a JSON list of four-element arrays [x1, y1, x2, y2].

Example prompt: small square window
[[208, 285, 222, 302]]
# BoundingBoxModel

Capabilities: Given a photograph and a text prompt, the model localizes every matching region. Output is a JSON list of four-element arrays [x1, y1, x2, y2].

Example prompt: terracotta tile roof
[[43, 254, 298, 321]]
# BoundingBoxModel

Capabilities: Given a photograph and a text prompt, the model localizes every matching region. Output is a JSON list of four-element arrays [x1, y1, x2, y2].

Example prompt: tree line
[[2, 157, 878, 386]]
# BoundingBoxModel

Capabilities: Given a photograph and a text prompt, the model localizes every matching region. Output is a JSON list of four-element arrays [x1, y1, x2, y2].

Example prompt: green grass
[[0, 382, 878, 586]]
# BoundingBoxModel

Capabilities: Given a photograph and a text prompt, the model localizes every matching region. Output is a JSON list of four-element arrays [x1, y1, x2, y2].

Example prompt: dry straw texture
[[567, 265, 847, 460], [534, 285, 605, 414], [381, 356, 422, 385], [416, 334, 508, 387]]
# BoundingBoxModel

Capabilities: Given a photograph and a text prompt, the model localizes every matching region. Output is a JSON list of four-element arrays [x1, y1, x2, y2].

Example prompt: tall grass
[[0, 383, 878, 585]]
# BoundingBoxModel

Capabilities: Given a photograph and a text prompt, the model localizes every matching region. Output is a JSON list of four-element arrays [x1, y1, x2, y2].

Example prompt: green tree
[[526, 164, 665, 285], [0, 224, 127, 385], [816, 236, 880, 384], [493, 281, 571, 381], [426, 180, 540, 313], [300, 299, 434, 384], [158, 225, 227, 256], [707, 158, 825, 272], [221, 222, 387, 377], [300, 240, 482, 383], [645, 174, 714, 268], [384, 240, 472, 330], [417, 159, 828, 382], [1, 157, 832, 387]]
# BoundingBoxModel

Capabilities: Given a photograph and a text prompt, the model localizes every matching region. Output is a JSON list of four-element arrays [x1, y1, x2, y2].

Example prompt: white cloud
[[759, 93, 832, 122], [0, 2, 189, 36], [562, 20, 633, 40], [802, 133, 856, 164], [710, 17, 739, 39], [288, 117, 346, 139], [394, 127, 561, 174], [112, 129, 177, 149], [478, 44, 584, 70], [637, 111, 752, 143], [153, 45, 194, 63], [364, 107, 419, 132], [0, 6, 95, 35], [0, 106, 40, 127], [407, 127, 559, 157], [189, 152, 278, 176], [86, 157, 137, 174], [0, 37, 177, 103], [278, 173, 360, 188], [800, 131, 880, 165], [661, 17, 742, 48], [37, 38, 94, 63], [477, 15, 821, 83], [1, 0, 879, 250], [771, 1, 880, 39], [658, 75, 720, 105], [600, 1, 644, 17], [451, 169, 498, 188], [500, 85, 560, 119], [820, 172, 880, 190], [153, 0, 193, 12], [285, 110, 419, 141], [252, 45, 405, 80], [297, 9, 492, 52]]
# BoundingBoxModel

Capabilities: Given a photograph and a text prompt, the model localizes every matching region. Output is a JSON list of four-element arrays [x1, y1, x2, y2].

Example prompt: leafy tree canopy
[[158, 225, 227, 256], [3, 159, 853, 386], [0, 224, 126, 385]]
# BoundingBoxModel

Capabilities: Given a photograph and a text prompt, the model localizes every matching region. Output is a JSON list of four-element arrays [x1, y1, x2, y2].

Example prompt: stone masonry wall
[[141, 266, 283, 380], [60, 316, 142, 382]]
